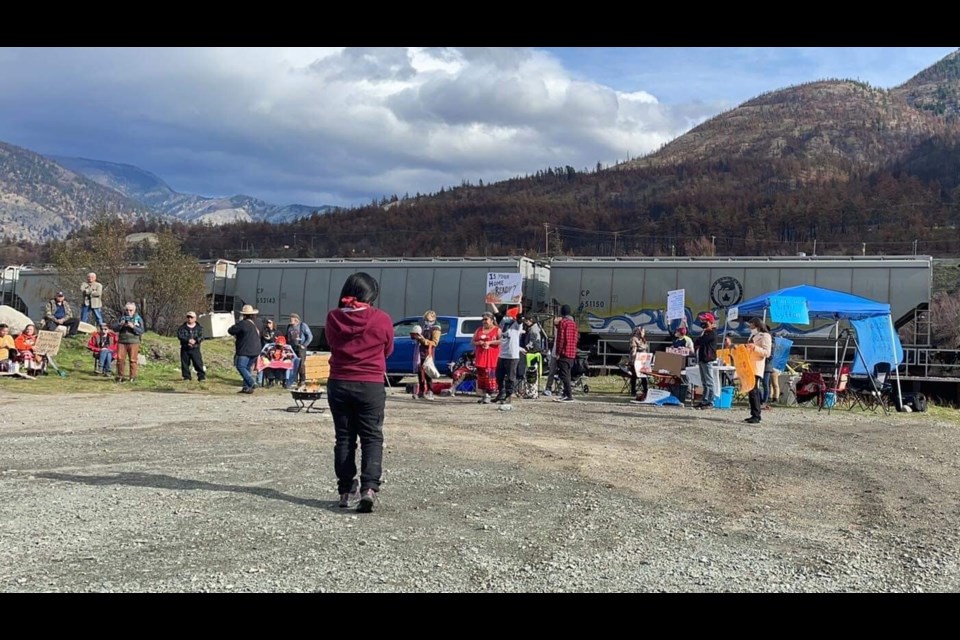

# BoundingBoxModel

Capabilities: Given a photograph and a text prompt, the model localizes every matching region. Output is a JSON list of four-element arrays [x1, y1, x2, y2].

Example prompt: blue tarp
[[736, 284, 891, 320], [851, 316, 904, 375]]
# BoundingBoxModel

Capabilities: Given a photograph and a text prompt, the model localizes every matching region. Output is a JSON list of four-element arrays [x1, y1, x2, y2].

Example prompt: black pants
[[748, 375, 763, 419], [495, 358, 518, 399], [293, 345, 307, 385], [558, 357, 574, 399], [629, 366, 649, 397], [44, 318, 80, 336], [180, 347, 205, 380], [328, 380, 385, 494]]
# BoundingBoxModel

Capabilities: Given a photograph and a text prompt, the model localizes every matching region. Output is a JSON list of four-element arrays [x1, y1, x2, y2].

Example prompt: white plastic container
[[199, 312, 236, 338]]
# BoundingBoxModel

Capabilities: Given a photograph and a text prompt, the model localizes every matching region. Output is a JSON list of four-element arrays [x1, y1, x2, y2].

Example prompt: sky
[[0, 47, 955, 209]]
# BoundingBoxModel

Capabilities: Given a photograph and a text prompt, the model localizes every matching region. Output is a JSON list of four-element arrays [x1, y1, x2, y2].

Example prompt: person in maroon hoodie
[[325, 272, 394, 513]]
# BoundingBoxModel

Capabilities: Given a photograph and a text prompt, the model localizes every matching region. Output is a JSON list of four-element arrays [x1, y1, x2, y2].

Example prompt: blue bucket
[[823, 391, 836, 408], [714, 386, 734, 409]]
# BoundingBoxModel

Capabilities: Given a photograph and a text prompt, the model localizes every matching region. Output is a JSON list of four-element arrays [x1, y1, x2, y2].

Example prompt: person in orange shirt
[[14, 324, 46, 375]]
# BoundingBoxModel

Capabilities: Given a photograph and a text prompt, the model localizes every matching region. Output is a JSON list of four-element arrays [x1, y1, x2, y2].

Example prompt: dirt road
[[1, 389, 958, 592]]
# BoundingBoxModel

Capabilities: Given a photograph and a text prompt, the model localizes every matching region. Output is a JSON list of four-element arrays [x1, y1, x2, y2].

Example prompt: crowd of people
[[226, 304, 316, 394]]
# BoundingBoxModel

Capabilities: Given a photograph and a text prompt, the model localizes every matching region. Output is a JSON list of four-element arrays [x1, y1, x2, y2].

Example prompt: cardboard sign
[[769, 296, 810, 325], [33, 330, 63, 356], [485, 272, 523, 305], [666, 289, 685, 321], [634, 352, 654, 375], [634, 388, 673, 404], [654, 351, 685, 377], [732, 344, 756, 392]]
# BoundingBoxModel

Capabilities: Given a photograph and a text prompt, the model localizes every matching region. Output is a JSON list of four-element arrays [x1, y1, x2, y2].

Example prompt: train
[[2, 255, 934, 350]]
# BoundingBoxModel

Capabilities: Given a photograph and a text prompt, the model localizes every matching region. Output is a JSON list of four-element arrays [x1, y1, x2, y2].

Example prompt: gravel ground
[[1, 388, 959, 592]]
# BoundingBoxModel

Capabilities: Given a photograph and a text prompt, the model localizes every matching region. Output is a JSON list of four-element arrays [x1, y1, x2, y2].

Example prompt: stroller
[[570, 349, 592, 394], [519, 351, 544, 399], [449, 351, 477, 395]]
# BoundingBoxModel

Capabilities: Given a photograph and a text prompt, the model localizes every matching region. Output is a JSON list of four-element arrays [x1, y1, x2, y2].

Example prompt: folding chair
[[615, 357, 633, 394], [821, 365, 851, 413], [848, 363, 892, 415]]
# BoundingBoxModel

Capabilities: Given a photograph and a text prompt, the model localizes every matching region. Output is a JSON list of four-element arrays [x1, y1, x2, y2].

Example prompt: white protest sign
[[727, 306, 738, 322], [485, 272, 523, 305], [33, 330, 63, 356], [666, 289, 685, 321]]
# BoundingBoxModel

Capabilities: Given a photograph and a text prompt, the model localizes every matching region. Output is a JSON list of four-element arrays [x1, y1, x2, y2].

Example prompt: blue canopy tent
[[734, 284, 904, 409]]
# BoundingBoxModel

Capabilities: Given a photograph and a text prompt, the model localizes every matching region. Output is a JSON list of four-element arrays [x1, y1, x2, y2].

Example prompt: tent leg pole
[[889, 314, 903, 412]]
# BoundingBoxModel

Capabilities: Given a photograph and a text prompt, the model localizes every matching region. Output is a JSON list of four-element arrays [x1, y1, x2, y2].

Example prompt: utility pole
[[813, 239, 817, 256], [913, 239, 918, 256], [613, 232, 618, 256], [711, 235, 716, 256], [862, 242, 866, 256], [544, 223, 549, 257]]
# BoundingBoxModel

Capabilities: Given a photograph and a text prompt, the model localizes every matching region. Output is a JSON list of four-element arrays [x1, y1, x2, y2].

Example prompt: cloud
[[0, 47, 743, 207]]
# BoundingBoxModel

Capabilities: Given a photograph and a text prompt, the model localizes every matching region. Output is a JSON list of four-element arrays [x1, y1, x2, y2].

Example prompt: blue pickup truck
[[386, 315, 483, 385]]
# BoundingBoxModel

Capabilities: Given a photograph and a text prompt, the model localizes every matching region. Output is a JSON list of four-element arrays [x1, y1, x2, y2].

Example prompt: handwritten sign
[[727, 306, 738, 322], [634, 352, 654, 375], [666, 289, 685, 321], [769, 296, 810, 325], [485, 272, 523, 305], [33, 330, 63, 357], [771, 336, 793, 372], [851, 316, 903, 375], [732, 345, 756, 392]]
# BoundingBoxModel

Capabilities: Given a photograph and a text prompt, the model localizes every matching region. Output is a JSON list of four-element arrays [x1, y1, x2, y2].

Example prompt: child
[[409, 325, 424, 397]]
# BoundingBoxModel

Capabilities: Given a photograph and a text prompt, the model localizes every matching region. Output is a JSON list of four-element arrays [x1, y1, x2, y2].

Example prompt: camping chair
[[615, 356, 633, 394], [795, 370, 827, 407], [820, 365, 852, 413], [848, 362, 892, 414]]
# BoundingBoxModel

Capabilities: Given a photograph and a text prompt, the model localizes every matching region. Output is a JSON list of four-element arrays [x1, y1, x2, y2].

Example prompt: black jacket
[[228, 318, 261, 357], [177, 323, 204, 349], [694, 328, 717, 363]]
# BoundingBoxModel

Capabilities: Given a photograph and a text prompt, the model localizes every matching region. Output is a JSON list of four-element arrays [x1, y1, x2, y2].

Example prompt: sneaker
[[241, 388, 254, 394], [357, 489, 377, 513], [338, 485, 360, 508], [129, 378, 137, 384], [744, 416, 761, 424], [424, 391, 436, 401], [493, 395, 505, 404], [557, 396, 575, 402], [543, 389, 553, 397]]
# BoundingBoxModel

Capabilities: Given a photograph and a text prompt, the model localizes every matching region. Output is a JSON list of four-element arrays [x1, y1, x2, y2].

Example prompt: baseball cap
[[699, 312, 716, 323], [186, 311, 197, 318], [56, 291, 64, 296]]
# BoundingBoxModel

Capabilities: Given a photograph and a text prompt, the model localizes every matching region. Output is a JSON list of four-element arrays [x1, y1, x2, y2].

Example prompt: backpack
[[900, 392, 927, 413]]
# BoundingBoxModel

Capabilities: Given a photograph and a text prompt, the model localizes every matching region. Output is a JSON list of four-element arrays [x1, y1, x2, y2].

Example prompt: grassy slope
[[0, 332, 256, 395]]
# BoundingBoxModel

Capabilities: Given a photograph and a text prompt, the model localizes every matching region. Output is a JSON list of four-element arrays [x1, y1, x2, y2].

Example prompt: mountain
[[619, 79, 953, 177], [892, 49, 960, 118], [0, 141, 151, 242], [50, 156, 336, 225], [200, 49, 960, 260]]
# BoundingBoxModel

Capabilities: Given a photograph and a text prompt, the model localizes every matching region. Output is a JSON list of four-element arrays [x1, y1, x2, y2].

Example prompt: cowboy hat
[[240, 304, 259, 315]]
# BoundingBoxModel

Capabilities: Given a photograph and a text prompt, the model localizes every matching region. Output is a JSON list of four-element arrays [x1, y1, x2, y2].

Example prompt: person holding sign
[[629, 326, 649, 398], [489, 303, 523, 404], [693, 313, 719, 409], [744, 318, 772, 424]]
